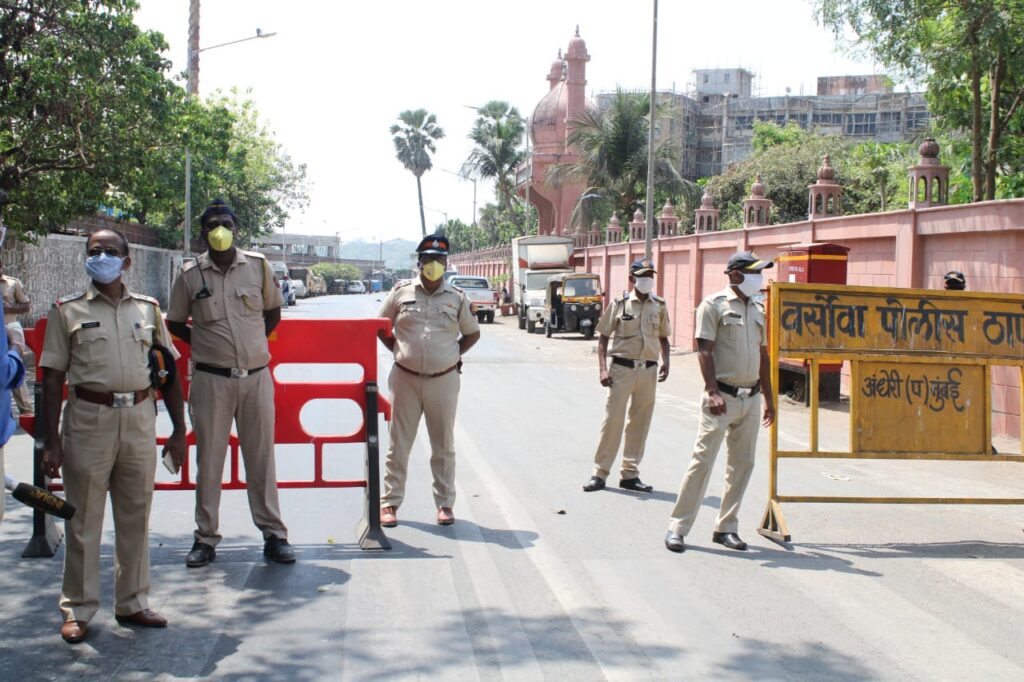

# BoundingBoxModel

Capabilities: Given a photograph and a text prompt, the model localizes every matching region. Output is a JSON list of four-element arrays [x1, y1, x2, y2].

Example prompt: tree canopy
[[390, 108, 444, 236], [815, 0, 1024, 201], [461, 101, 525, 216], [0, 0, 308, 243]]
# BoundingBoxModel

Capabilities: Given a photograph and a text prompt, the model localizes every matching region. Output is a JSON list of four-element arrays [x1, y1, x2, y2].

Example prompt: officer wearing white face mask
[[582, 258, 672, 494], [665, 250, 775, 554]]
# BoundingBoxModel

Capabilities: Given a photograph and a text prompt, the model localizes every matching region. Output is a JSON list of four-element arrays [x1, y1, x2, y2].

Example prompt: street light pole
[[644, 0, 658, 261], [181, 2, 276, 256]]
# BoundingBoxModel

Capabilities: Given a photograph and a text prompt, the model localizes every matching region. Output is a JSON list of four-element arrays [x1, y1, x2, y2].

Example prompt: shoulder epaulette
[[130, 292, 160, 306], [650, 293, 665, 303], [181, 259, 199, 272], [54, 291, 86, 308], [242, 249, 267, 260], [711, 292, 730, 302], [394, 279, 414, 289]]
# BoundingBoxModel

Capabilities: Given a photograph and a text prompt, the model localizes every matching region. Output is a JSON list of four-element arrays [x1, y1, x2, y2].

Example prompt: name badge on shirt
[[81, 321, 101, 329]]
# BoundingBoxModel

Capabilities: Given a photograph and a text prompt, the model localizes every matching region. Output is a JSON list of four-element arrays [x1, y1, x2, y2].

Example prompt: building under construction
[[596, 68, 930, 180]]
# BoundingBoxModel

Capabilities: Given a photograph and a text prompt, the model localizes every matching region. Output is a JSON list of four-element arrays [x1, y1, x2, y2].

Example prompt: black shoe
[[619, 477, 653, 493], [712, 531, 748, 551], [186, 542, 216, 568], [264, 536, 296, 563], [582, 476, 606, 492], [665, 531, 686, 553]]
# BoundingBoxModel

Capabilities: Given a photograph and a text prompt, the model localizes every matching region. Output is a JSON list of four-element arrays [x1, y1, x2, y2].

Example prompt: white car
[[345, 281, 367, 294], [291, 279, 307, 298]]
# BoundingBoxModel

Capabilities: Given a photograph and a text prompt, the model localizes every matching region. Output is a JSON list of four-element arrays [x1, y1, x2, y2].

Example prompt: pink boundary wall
[[450, 199, 1024, 437]]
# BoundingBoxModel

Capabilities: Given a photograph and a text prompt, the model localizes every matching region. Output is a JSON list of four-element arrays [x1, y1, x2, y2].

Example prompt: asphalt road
[[2, 292, 1023, 680]]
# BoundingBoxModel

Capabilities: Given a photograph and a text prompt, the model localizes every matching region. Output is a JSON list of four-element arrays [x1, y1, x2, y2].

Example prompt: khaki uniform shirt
[[595, 291, 672, 362], [167, 250, 283, 369], [0, 275, 29, 325], [695, 287, 766, 387], [39, 283, 178, 392], [378, 277, 479, 374]]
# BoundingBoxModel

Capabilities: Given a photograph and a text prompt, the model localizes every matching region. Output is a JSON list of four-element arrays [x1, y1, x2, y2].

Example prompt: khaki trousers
[[190, 369, 286, 547], [7, 322, 32, 414], [381, 366, 459, 510], [592, 362, 658, 480], [668, 392, 761, 536], [59, 395, 156, 622]]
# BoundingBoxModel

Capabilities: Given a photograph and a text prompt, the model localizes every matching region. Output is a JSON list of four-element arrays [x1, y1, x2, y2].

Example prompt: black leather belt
[[611, 356, 657, 369], [717, 380, 760, 397], [195, 363, 266, 378], [74, 386, 150, 408], [395, 362, 460, 378]]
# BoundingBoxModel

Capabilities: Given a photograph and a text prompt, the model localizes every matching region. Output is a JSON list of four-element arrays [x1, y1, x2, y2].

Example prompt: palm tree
[[390, 109, 445, 236], [546, 89, 699, 229], [461, 101, 525, 217]]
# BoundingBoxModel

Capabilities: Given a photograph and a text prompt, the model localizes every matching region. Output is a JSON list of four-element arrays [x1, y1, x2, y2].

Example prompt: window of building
[[703, 74, 708, 83], [724, 73, 730, 83]]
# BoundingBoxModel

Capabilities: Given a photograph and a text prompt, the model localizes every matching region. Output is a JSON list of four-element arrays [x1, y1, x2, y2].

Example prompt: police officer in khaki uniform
[[377, 234, 480, 527], [40, 228, 187, 644], [665, 251, 775, 553], [583, 258, 671, 494], [167, 199, 293, 567], [0, 258, 33, 415]]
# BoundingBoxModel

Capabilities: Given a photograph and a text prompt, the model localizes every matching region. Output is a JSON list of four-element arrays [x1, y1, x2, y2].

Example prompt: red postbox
[[775, 242, 850, 403]]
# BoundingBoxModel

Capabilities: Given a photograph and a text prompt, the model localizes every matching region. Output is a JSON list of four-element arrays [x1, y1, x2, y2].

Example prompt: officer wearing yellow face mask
[[167, 198, 293, 567], [376, 234, 480, 527]]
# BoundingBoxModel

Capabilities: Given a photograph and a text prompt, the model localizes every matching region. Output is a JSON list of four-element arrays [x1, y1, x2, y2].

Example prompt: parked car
[[345, 280, 367, 294], [291, 278, 307, 298], [450, 275, 498, 323]]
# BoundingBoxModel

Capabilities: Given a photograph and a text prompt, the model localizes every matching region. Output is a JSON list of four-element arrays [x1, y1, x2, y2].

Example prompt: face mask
[[206, 226, 234, 251], [85, 253, 124, 284], [633, 277, 655, 295], [421, 260, 445, 282], [736, 272, 764, 298]]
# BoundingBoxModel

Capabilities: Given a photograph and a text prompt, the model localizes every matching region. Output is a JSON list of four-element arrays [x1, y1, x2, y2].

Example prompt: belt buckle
[[230, 368, 249, 378], [111, 391, 135, 408], [632, 359, 644, 369], [736, 386, 754, 398]]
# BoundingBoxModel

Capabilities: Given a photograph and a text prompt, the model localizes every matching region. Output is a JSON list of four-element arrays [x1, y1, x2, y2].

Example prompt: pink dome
[[700, 189, 716, 208], [531, 81, 568, 147], [567, 26, 588, 59], [751, 174, 766, 197]]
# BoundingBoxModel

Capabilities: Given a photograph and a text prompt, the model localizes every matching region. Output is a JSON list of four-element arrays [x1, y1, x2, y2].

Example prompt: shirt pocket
[[72, 326, 110, 364], [719, 314, 745, 341], [236, 286, 264, 315], [395, 303, 422, 334], [439, 304, 459, 331], [132, 324, 155, 348], [642, 310, 661, 334], [192, 295, 225, 323]]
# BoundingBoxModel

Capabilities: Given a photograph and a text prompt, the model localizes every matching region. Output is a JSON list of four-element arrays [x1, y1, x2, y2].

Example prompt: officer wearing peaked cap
[[943, 271, 966, 291], [40, 228, 186, 643], [582, 258, 672, 494], [377, 233, 480, 527], [665, 250, 775, 553], [167, 198, 294, 567]]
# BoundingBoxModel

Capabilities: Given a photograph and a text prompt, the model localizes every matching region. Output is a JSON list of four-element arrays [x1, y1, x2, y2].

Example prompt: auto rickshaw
[[543, 272, 602, 339]]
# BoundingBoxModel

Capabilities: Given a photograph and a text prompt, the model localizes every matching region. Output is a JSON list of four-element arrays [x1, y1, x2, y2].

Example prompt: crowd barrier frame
[[18, 317, 393, 557], [760, 282, 1024, 543]]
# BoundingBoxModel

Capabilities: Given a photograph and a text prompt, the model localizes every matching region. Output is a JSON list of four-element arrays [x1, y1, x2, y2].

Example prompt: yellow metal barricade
[[759, 282, 1024, 543]]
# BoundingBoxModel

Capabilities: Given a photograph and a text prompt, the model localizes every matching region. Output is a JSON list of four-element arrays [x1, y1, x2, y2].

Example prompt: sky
[[133, 0, 889, 244]]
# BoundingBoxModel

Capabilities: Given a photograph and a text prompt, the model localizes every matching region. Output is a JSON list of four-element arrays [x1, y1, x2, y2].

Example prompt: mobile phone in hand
[[162, 451, 180, 476]]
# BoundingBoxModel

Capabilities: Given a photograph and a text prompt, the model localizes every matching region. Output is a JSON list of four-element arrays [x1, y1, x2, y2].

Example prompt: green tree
[[461, 101, 525, 216], [477, 200, 537, 246], [390, 109, 444, 236], [816, 0, 1024, 201], [312, 262, 361, 282], [0, 0, 178, 236], [436, 218, 485, 254], [546, 89, 698, 230]]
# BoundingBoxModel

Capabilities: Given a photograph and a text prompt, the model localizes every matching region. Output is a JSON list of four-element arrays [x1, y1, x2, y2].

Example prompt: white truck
[[511, 235, 575, 333]]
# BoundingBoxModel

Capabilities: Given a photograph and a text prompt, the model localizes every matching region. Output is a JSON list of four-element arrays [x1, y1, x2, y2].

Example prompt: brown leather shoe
[[437, 507, 455, 526], [114, 609, 168, 628], [61, 620, 88, 644], [380, 506, 398, 527]]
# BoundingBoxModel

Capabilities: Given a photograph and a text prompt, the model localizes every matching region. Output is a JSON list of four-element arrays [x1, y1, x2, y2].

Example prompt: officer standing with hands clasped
[[582, 258, 671, 494], [377, 234, 480, 527], [0, 198, 26, 528], [665, 250, 775, 553], [40, 228, 187, 644], [0, 257, 32, 416], [167, 198, 294, 567]]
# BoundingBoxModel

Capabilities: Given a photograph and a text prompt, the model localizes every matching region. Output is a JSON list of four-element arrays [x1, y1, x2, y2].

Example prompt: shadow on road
[[799, 540, 1024, 561], [400, 519, 539, 549]]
